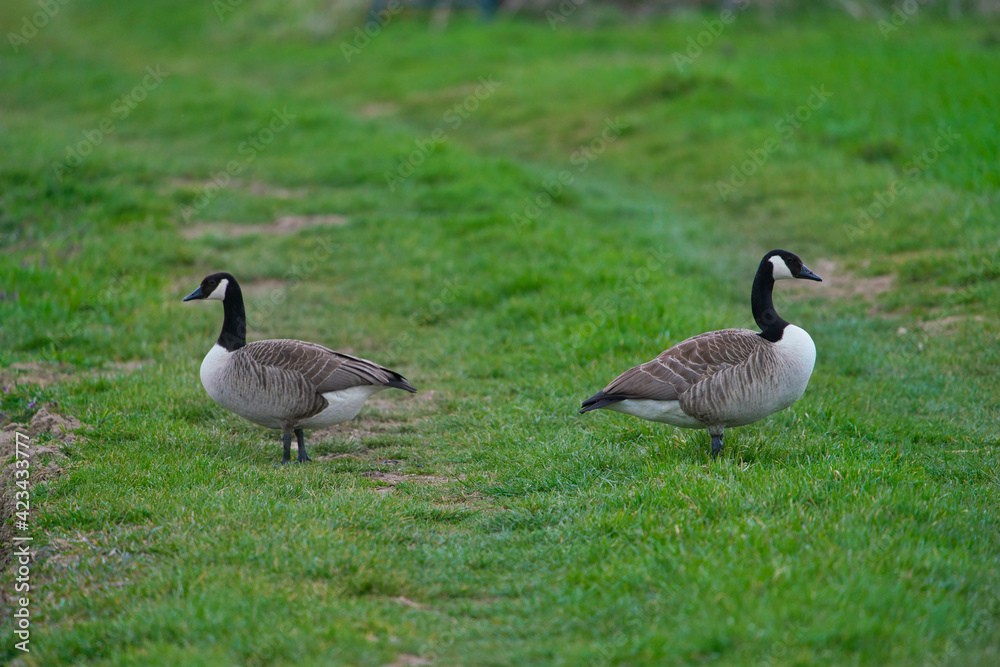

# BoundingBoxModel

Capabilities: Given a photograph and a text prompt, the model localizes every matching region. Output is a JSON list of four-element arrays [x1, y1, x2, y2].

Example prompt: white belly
[[605, 399, 705, 429], [703, 324, 816, 428], [603, 325, 816, 431], [199, 344, 385, 430], [297, 385, 387, 429]]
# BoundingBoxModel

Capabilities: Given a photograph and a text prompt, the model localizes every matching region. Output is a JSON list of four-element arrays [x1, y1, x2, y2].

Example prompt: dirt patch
[[918, 315, 986, 336], [366, 389, 437, 413], [359, 102, 399, 118], [318, 451, 369, 461], [104, 360, 155, 373], [241, 279, 294, 299], [785, 259, 895, 301], [389, 595, 426, 609], [168, 178, 309, 200], [41, 533, 141, 574], [244, 182, 307, 199], [1, 360, 154, 390], [0, 407, 82, 576], [1, 361, 75, 388], [361, 470, 457, 494], [181, 215, 348, 240], [382, 655, 432, 667], [311, 418, 406, 451]]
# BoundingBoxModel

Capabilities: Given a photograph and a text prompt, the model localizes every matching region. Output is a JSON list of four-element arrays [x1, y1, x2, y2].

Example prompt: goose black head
[[763, 250, 822, 282], [183, 272, 238, 302]]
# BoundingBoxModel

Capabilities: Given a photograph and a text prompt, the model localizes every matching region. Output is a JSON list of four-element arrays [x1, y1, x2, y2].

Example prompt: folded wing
[[240, 339, 416, 395], [581, 328, 762, 410]]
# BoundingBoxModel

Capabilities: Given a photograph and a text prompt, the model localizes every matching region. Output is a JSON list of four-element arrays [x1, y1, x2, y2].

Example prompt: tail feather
[[579, 392, 627, 414], [383, 370, 417, 393]]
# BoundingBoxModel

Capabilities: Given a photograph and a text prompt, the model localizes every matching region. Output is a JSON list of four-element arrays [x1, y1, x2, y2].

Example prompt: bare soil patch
[[311, 417, 407, 452], [0, 407, 82, 576], [168, 178, 309, 200], [1, 361, 75, 389], [181, 215, 348, 240], [785, 259, 895, 301], [241, 279, 295, 299], [359, 102, 399, 118], [1, 360, 154, 389], [389, 595, 426, 609], [361, 470, 456, 494], [381, 654, 432, 667], [918, 314, 986, 335]]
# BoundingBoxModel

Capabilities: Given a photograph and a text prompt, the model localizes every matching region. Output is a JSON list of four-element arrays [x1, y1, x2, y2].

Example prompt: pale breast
[[679, 325, 816, 428], [199, 344, 323, 430]]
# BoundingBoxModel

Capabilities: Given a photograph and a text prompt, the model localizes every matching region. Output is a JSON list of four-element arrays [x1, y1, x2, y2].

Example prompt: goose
[[183, 272, 416, 464], [579, 249, 822, 459]]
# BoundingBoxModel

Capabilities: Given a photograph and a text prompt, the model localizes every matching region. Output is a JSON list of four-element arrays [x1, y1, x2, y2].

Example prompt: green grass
[[2, 1, 999, 664]]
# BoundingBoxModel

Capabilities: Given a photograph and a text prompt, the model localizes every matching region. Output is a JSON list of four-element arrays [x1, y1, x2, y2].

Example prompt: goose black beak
[[183, 286, 205, 301], [796, 265, 822, 282]]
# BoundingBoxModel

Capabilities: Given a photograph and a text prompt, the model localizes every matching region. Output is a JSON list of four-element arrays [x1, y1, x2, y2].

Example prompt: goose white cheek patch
[[207, 278, 229, 300], [769, 256, 794, 280]]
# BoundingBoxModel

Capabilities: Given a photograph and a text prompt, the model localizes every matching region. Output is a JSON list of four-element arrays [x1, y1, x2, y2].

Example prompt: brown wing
[[239, 340, 416, 394], [594, 328, 763, 402]]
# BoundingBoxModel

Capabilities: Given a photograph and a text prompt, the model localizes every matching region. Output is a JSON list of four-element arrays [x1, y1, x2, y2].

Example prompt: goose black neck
[[218, 281, 247, 351], [751, 263, 789, 343]]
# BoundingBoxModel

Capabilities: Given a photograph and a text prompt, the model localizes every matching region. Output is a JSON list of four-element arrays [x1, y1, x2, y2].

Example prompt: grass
[[1, 1, 999, 664]]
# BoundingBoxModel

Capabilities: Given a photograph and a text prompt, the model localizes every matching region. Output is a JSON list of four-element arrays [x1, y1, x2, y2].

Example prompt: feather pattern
[[185, 271, 416, 463], [597, 328, 762, 403], [582, 327, 816, 429], [579, 249, 821, 458], [239, 340, 413, 395], [202, 340, 415, 431]]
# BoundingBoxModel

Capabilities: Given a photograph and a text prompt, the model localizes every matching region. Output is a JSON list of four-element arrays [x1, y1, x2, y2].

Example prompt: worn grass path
[[1, 2, 999, 665]]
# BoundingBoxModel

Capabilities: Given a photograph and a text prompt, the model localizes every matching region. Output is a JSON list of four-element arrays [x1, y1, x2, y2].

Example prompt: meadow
[[1, 1, 999, 664]]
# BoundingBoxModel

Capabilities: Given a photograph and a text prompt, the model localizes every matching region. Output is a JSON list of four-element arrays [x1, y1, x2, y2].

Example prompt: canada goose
[[580, 249, 822, 459], [183, 272, 416, 464]]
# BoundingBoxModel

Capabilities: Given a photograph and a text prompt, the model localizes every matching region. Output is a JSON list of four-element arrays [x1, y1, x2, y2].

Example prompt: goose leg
[[280, 432, 293, 465], [294, 428, 311, 463], [709, 427, 725, 460]]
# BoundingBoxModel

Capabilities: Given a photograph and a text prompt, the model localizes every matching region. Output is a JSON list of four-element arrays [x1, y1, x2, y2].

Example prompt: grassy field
[[2, 1, 999, 664]]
